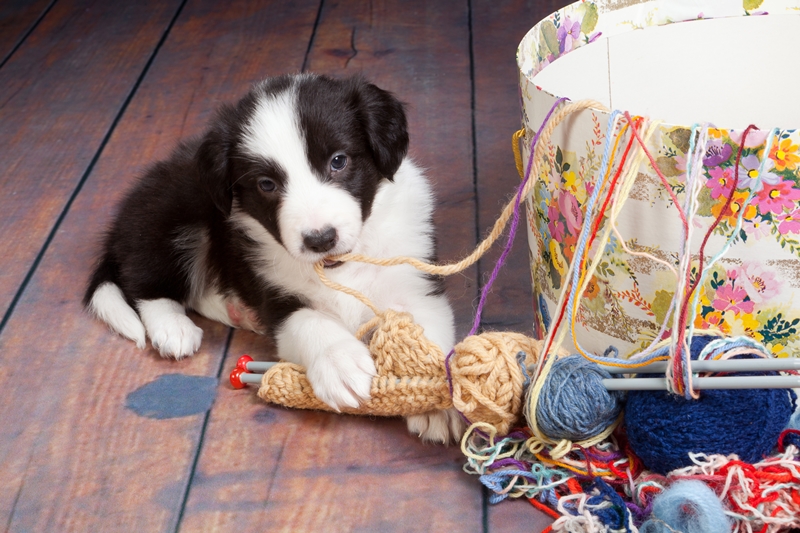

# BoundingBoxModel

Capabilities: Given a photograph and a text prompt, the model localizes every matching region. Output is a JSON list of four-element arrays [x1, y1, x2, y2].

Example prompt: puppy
[[84, 73, 463, 443]]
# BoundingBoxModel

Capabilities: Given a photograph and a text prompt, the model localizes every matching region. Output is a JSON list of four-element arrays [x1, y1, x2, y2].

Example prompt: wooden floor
[[0, 0, 571, 531]]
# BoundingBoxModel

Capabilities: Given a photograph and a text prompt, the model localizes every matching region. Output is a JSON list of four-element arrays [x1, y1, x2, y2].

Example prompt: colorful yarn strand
[[464, 418, 800, 532]]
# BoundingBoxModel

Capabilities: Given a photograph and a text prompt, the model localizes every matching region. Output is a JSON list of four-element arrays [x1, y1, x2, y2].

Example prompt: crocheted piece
[[257, 309, 547, 433], [257, 309, 451, 417]]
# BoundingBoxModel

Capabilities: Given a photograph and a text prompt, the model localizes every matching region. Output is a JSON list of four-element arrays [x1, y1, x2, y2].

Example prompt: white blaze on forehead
[[241, 86, 363, 260], [242, 89, 307, 175]]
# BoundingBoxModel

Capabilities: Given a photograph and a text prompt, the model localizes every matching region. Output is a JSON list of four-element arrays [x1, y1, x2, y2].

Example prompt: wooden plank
[[181, 335, 479, 533], [0, 0, 52, 65], [473, 2, 576, 531], [0, 1, 319, 531], [488, 498, 556, 533], [0, 0, 180, 323], [473, 0, 546, 334], [179, 0, 484, 531]]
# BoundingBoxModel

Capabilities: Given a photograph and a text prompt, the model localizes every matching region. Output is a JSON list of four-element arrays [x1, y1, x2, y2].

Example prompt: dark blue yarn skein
[[626, 336, 796, 475], [534, 354, 625, 441]]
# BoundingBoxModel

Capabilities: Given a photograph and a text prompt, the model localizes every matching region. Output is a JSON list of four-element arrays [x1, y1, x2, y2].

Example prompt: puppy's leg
[[401, 293, 466, 443], [276, 308, 376, 411], [138, 298, 203, 359], [406, 407, 466, 444], [88, 282, 147, 349]]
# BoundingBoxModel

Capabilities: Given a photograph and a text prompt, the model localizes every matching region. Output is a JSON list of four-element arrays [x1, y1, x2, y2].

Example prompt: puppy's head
[[198, 74, 408, 263]]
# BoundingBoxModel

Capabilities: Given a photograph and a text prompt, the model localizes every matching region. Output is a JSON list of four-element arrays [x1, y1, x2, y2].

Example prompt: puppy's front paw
[[406, 408, 466, 444], [305, 338, 376, 411], [148, 314, 203, 359]]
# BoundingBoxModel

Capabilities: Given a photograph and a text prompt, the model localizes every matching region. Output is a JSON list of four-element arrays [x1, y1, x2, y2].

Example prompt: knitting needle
[[603, 375, 800, 391], [230, 354, 800, 391], [601, 357, 800, 374], [231, 366, 800, 390], [236, 355, 276, 373], [231, 371, 264, 387], [229, 355, 274, 389]]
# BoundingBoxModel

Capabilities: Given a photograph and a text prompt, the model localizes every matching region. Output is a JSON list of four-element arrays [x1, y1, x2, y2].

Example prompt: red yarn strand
[[672, 125, 758, 394]]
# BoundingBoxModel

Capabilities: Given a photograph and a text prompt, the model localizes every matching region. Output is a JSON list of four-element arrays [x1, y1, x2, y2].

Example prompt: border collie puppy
[[84, 73, 463, 442]]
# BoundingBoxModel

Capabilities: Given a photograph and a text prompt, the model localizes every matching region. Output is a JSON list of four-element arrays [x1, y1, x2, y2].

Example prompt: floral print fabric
[[518, 0, 800, 359]]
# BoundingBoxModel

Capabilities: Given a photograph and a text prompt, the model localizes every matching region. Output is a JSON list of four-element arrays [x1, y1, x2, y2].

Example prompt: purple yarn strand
[[490, 457, 531, 471], [469, 96, 569, 338], [444, 97, 569, 398]]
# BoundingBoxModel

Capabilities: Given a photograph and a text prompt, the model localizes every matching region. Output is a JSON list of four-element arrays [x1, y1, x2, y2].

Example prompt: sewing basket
[[519, 0, 800, 358]]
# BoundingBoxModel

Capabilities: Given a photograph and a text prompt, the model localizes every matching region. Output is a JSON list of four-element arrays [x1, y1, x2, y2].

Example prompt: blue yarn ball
[[534, 354, 625, 441], [626, 336, 795, 475], [640, 480, 730, 533]]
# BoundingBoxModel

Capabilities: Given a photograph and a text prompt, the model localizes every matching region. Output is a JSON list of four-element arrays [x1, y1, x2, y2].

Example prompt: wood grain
[[487, 498, 556, 533], [0, 0, 318, 531], [181, 337, 481, 533], [0, 0, 52, 65], [473, 0, 554, 335], [180, 0, 484, 530], [0, 0, 183, 323], [0, 0, 580, 530]]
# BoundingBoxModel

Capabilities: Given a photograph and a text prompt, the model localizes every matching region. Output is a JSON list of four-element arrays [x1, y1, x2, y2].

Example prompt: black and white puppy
[[84, 73, 463, 442]]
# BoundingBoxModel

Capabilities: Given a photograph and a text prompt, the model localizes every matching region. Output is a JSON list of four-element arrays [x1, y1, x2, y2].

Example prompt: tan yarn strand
[[313, 262, 381, 315], [327, 100, 608, 279]]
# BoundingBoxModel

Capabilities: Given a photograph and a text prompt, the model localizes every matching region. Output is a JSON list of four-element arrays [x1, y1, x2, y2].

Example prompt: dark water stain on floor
[[126, 374, 217, 419]]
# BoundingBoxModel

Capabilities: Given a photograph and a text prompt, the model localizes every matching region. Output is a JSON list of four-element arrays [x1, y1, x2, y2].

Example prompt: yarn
[[257, 312, 550, 434], [668, 448, 800, 532], [533, 354, 625, 441], [582, 478, 633, 532], [625, 336, 796, 475], [448, 333, 545, 434], [639, 480, 730, 533], [464, 414, 800, 531]]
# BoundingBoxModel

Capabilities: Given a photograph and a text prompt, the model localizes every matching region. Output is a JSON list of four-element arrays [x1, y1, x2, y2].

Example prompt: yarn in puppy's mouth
[[322, 257, 344, 268]]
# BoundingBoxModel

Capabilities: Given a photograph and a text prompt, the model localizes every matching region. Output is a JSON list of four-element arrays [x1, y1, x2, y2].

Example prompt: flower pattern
[[769, 138, 800, 171], [521, 1, 800, 360], [526, 123, 800, 358]]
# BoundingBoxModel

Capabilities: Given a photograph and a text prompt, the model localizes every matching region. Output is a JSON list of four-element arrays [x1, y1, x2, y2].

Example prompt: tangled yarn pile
[[463, 422, 800, 532]]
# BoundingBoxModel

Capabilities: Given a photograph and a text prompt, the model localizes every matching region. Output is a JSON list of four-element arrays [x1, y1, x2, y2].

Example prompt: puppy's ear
[[197, 111, 233, 215], [351, 77, 409, 180]]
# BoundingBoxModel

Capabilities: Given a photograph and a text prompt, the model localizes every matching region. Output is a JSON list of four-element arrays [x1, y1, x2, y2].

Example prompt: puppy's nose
[[302, 226, 338, 253]]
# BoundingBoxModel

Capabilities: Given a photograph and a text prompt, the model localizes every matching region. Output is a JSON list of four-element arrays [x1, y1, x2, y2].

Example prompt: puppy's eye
[[330, 154, 347, 172], [258, 177, 276, 192]]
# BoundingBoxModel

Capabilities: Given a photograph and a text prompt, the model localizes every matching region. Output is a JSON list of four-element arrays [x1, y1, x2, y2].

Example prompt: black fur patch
[[85, 74, 422, 341], [295, 75, 408, 221]]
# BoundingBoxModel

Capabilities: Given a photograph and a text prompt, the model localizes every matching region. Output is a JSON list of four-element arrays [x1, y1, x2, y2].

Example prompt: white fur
[[88, 282, 146, 349], [276, 308, 376, 410], [231, 158, 459, 440], [191, 291, 233, 329], [243, 88, 363, 261], [137, 298, 203, 359]]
